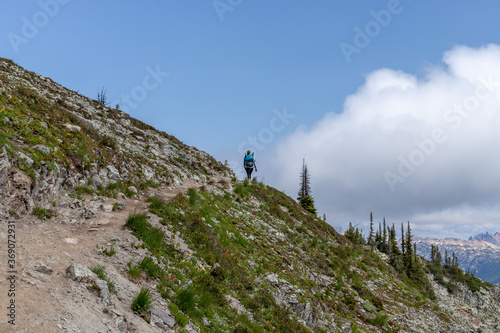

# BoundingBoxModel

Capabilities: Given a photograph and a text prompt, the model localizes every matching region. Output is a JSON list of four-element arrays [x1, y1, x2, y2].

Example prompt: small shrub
[[131, 287, 152, 315], [187, 188, 198, 206], [128, 261, 142, 280], [76, 185, 94, 195], [176, 288, 195, 313], [33, 206, 52, 220], [107, 182, 119, 190], [367, 313, 388, 327], [139, 257, 164, 277]]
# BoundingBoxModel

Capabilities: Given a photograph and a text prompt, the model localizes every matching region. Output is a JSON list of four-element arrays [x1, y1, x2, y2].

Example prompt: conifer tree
[[401, 223, 405, 255], [368, 212, 374, 246], [297, 159, 316, 215], [382, 218, 387, 244]]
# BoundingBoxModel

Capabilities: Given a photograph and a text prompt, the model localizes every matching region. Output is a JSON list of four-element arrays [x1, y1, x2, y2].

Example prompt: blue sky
[[4, 1, 500, 239]]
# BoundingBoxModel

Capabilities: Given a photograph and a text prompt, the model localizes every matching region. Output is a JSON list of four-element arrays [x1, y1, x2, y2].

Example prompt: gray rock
[[69, 199, 83, 209], [94, 277, 113, 307], [107, 165, 121, 181], [64, 123, 81, 133], [128, 186, 138, 194], [288, 294, 299, 304], [150, 307, 176, 328], [66, 264, 96, 282], [18, 151, 34, 167], [33, 144, 51, 155], [265, 273, 279, 286], [77, 208, 97, 219], [0, 146, 10, 170], [115, 317, 127, 332], [35, 264, 54, 275], [39, 121, 48, 128], [294, 302, 314, 328]]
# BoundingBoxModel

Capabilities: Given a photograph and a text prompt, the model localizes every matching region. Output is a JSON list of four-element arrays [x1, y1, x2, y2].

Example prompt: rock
[[66, 264, 96, 282], [288, 294, 299, 304], [128, 186, 138, 194], [69, 199, 82, 209], [106, 165, 121, 181], [77, 208, 97, 219], [33, 144, 51, 155], [115, 316, 127, 332], [115, 202, 125, 210], [63, 123, 81, 133], [143, 165, 155, 180], [0, 146, 10, 170], [93, 277, 113, 307], [150, 307, 176, 329], [35, 264, 54, 275], [39, 121, 48, 128], [102, 204, 113, 212], [265, 273, 279, 286], [294, 302, 314, 328], [18, 151, 34, 167]]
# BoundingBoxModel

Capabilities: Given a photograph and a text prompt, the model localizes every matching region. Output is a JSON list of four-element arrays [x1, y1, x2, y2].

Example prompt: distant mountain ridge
[[469, 231, 500, 245], [415, 232, 500, 284]]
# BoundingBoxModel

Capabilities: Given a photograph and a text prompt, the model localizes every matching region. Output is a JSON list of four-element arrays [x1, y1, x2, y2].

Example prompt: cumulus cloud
[[262, 44, 500, 239]]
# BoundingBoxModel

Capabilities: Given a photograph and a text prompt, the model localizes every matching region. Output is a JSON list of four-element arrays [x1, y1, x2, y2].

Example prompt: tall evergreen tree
[[382, 218, 387, 244], [298, 159, 311, 198], [297, 159, 316, 215], [401, 223, 405, 255], [368, 212, 375, 246]]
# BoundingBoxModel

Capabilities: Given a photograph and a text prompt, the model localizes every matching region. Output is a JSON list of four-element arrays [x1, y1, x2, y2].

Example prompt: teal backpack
[[244, 154, 254, 168]]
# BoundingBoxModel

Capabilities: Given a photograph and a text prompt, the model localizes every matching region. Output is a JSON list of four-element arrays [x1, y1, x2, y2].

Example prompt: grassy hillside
[[123, 179, 478, 332]]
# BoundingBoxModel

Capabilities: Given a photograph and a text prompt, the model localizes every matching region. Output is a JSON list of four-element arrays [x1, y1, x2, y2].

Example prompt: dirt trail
[[1, 177, 231, 333]]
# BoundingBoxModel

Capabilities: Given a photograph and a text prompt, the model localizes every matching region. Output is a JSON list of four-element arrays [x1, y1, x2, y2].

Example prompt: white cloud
[[262, 44, 500, 239]]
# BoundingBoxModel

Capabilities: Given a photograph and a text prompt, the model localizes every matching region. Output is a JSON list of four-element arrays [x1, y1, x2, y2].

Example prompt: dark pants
[[245, 167, 253, 180]]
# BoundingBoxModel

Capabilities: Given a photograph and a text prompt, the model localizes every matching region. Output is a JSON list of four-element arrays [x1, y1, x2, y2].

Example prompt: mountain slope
[[1, 58, 500, 332]]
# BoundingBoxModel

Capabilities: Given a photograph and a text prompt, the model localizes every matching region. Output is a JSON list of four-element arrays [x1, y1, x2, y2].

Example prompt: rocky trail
[[1, 177, 229, 333]]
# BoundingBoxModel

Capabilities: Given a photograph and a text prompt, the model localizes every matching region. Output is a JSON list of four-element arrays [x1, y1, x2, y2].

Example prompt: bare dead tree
[[97, 87, 108, 106]]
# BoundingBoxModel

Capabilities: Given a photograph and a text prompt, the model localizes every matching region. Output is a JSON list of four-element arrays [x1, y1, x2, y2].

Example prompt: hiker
[[243, 150, 257, 180]]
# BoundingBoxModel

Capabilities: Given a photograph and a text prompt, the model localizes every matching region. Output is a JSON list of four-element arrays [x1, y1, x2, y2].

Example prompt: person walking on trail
[[243, 150, 257, 180]]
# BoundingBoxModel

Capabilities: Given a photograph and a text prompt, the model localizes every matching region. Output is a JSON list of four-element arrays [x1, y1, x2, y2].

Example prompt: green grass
[[127, 262, 142, 280], [131, 287, 152, 315], [367, 313, 388, 327], [139, 257, 165, 278], [76, 185, 95, 195], [33, 206, 52, 220], [125, 212, 178, 258]]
